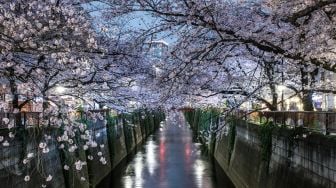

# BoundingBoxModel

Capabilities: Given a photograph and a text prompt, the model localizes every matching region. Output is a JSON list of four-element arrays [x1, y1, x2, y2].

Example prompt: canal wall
[[184, 109, 336, 188], [0, 128, 66, 188], [0, 110, 165, 188]]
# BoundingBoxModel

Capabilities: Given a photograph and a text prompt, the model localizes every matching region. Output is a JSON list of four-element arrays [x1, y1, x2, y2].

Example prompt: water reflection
[[98, 112, 235, 188], [124, 176, 132, 188], [194, 159, 206, 188], [146, 140, 158, 175]]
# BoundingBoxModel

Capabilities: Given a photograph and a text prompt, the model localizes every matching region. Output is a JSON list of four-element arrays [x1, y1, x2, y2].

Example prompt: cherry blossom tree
[[0, 1, 155, 186], [98, 0, 336, 111]]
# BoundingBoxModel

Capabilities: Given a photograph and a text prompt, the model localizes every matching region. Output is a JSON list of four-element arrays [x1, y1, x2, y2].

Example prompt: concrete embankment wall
[[0, 111, 165, 188], [214, 120, 336, 188], [185, 110, 336, 188]]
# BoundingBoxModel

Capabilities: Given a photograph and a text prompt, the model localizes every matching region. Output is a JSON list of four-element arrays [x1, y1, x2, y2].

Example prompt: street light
[[55, 86, 66, 94]]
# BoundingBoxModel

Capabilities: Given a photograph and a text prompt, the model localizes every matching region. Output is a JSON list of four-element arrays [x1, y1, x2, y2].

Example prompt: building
[[312, 70, 336, 111], [0, 83, 42, 112]]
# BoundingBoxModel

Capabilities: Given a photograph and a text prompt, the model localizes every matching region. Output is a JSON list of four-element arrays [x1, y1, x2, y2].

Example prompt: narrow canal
[[98, 112, 235, 188]]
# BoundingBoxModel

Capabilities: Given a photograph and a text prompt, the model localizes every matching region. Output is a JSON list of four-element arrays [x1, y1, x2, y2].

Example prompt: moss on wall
[[0, 109, 165, 188], [185, 108, 336, 188]]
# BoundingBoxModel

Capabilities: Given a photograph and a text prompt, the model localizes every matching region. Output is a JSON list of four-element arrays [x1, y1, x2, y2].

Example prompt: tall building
[[143, 40, 169, 77], [312, 70, 336, 111], [128, 40, 169, 108], [144, 40, 169, 60]]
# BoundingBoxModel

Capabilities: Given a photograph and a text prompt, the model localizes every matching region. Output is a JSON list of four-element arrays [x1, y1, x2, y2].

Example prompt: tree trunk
[[8, 69, 22, 127], [302, 91, 314, 111], [265, 62, 278, 111], [42, 93, 49, 113], [270, 85, 278, 111], [300, 66, 318, 111]]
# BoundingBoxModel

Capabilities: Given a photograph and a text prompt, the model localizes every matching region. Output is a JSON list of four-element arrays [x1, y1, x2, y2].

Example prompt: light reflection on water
[[98, 112, 235, 188], [134, 153, 143, 187], [123, 176, 132, 188], [146, 140, 158, 175]]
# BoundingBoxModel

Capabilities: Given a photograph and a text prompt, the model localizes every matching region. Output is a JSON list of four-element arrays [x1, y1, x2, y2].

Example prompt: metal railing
[[233, 110, 336, 135], [0, 110, 111, 129], [0, 112, 41, 128]]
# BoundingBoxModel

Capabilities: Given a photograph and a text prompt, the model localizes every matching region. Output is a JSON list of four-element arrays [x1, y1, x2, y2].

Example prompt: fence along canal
[[0, 109, 165, 188]]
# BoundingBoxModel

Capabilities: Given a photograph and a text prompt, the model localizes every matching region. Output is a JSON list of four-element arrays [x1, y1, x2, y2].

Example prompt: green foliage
[[277, 126, 307, 161], [121, 114, 135, 153], [183, 108, 222, 153], [258, 121, 275, 171], [256, 116, 268, 125], [184, 110, 195, 127], [309, 120, 322, 133], [227, 116, 237, 165], [106, 114, 121, 166], [194, 108, 221, 139], [106, 115, 117, 127], [77, 117, 90, 127], [107, 109, 165, 154], [75, 105, 84, 114]]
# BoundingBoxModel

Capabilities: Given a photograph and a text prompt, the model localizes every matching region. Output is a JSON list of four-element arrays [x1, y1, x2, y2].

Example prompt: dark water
[[98, 113, 235, 188]]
